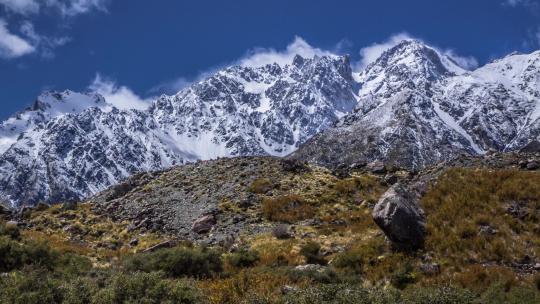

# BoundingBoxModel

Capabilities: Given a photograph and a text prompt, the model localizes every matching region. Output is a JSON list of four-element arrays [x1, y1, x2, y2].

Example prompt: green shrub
[[0, 236, 57, 272], [0, 268, 64, 304], [0, 221, 20, 239], [479, 283, 540, 304], [123, 246, 223, 278], [284, 284, 401, 304], [227, 249, 260, 268], [333, 251, 363, 274], [287, 268, 342, 285], [94, 272, 202, 304], [55, 253, 92, 276], [390, 262, 416, 289], [300, 242, 326, 265], [62, 277, 96, 304], [402, 286, 476, 304]]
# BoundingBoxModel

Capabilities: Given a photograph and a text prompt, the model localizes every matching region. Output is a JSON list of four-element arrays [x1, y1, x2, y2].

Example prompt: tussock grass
[[421, 168, 540, 266]]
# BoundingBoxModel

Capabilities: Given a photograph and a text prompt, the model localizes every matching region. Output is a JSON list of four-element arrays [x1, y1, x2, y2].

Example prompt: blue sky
[[0, 0, 539, 119]]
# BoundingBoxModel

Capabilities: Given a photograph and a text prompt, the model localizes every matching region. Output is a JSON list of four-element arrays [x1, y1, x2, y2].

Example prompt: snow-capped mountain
[[0, 54, 358, 206], [293, 40, 540, 169], [1, 39, 540, 206], [0, 91, 107, 154]]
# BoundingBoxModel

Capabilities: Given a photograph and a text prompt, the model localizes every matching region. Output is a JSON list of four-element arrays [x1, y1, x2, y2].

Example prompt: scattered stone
[[383, 174, 398, 185], [366, 161, 386, 174], [479, 225, 498, 236], [372, 183, 426, 251], [330, 219, 347, 226], [272, 224, 292, 239], [192, 215, 216, 234], [0, 204, 10, 215], [332, 163, 351, 179], [142, 240, 174, 253], [526, 160, 539, 170], [238, 193, 258, 209], [506, 201, 529, 220], [129, 238, 139, 247], [63, 224, 85, 235], [281, 158, 310, 173], [5, 221, 19, 229], [294, 264, 326, 272], [420, 263, 441, 276], [281, 285, 298, 295]]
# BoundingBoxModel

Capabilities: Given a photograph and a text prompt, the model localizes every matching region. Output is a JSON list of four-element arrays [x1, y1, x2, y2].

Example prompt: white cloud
[[357, 32, 413, 69], [46, 0, 108, 17], [0, 19, 35, 58], [0, 0, 108, 16], [148, 36, 340, 95], [356, 32, 478, 71], [0, 0, 39, 15], [89, 74, 151, 111], [20, 21, 70, 58], [239, 36, 336, 68]]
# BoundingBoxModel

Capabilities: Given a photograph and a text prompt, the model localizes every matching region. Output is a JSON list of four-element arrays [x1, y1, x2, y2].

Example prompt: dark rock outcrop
[[372, 183, 426, 251]]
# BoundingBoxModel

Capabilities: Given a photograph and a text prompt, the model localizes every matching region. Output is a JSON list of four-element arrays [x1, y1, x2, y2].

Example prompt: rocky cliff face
[[2, 39, 540, 206], [293, 41, 540, 170], [0, 55, 358, 206]]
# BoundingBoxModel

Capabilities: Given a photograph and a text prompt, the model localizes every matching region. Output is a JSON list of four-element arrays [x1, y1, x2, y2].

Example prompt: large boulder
[[372, 184, 426, 250], [191, 215, 217, 234]]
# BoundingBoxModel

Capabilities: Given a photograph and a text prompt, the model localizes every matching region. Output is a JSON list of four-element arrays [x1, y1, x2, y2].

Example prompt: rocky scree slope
[[0, 55, 357, 206], [293, 40, 540, 170]]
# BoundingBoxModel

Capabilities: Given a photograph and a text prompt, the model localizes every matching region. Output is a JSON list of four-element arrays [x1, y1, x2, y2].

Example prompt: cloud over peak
[[239, 36, 336, 68], [356, 32, 478, 71], [89, 74, 152, 111]]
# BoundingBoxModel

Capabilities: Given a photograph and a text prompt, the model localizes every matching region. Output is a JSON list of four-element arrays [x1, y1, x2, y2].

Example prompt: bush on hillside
[[123, 246, 223, 278]]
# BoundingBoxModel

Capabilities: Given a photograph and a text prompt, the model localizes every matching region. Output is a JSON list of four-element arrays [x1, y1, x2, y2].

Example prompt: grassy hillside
[[0, 155, 539, 303]]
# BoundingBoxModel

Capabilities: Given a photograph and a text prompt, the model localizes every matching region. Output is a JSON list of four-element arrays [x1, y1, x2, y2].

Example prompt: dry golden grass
[[248, 178, 275, 194], [262, 194, 315, 223], [421, 168, 540, 268], [198, 269, 310, 304]]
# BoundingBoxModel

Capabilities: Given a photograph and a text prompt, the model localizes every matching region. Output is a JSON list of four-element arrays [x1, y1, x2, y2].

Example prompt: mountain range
[[1, 39, 539, 206]]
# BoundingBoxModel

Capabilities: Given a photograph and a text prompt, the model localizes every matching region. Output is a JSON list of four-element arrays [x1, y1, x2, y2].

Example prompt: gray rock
[[129, 238, 139, 247], [366, 161, 387, 174], [420, 263, 441, 275], [272, 224, 292, 239], [479, 225, 497, 236], [192, 215, 216, 234], [281, 285, 298, 295], [372, 184, 426, 250], [526, 160, 539, 170], [294, 264, 326, 272]]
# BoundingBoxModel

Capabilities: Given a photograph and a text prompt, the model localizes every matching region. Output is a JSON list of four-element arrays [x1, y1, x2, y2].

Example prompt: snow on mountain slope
[[0, 54, 358, 206], [2, 39, 540, 206], [0, 91, 107, 154], [293, 41, 540, 170]]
